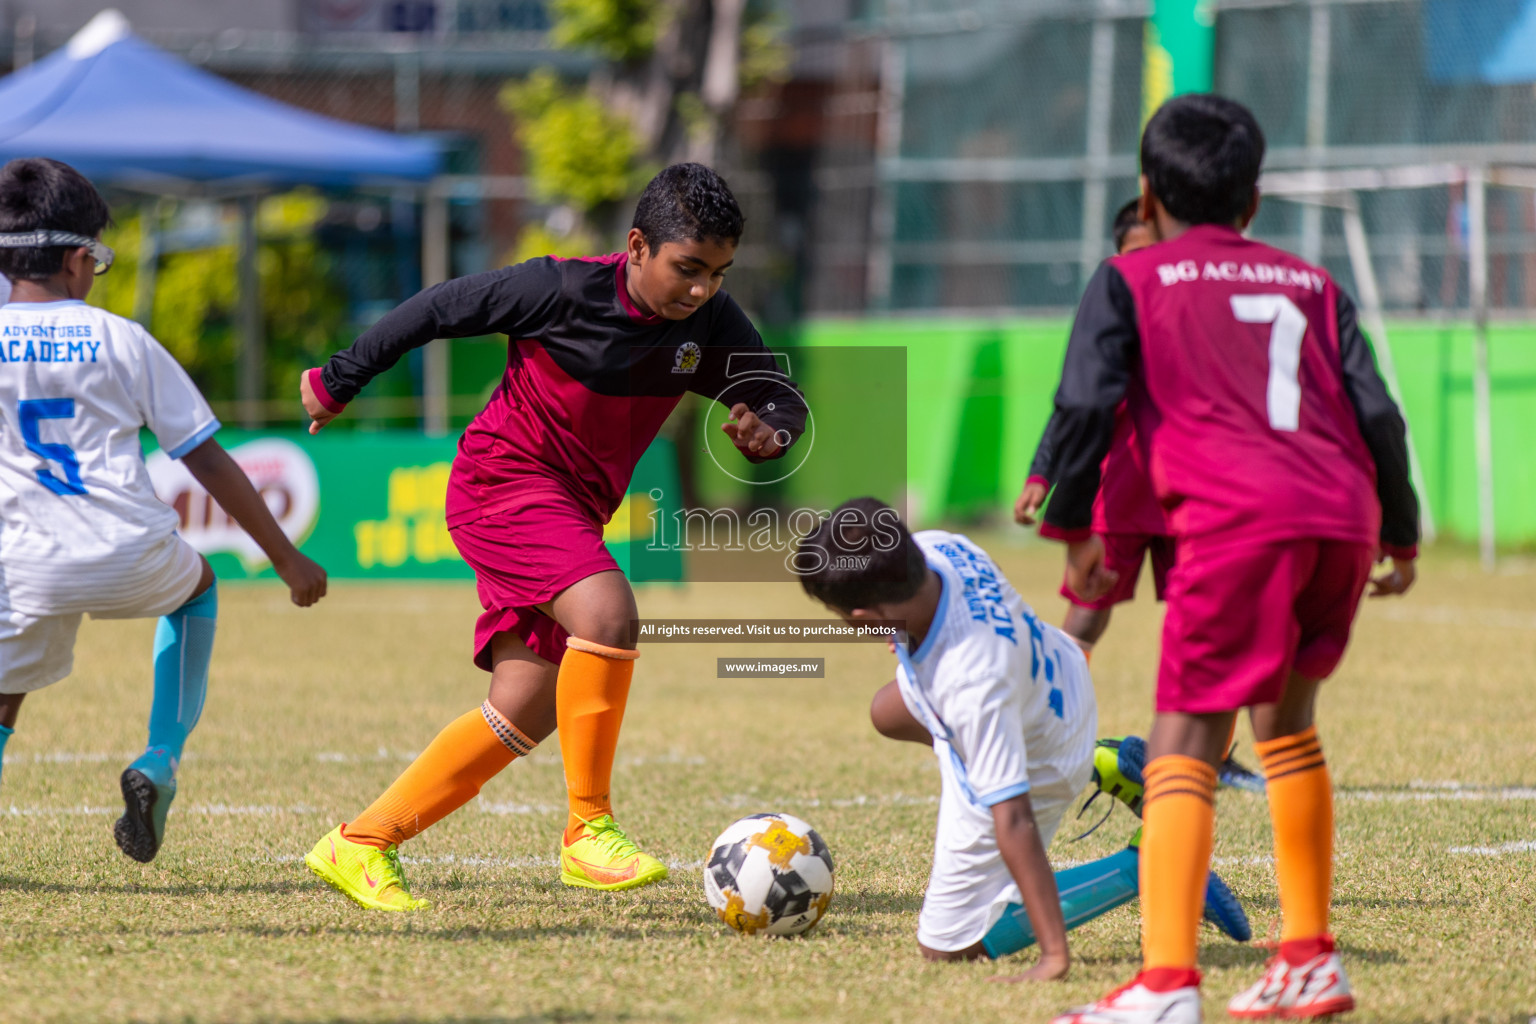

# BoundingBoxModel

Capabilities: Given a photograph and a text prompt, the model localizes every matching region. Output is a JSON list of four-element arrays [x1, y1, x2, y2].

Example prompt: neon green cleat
[[559, 814, 669, 891], [1090, 735, 1146, 815], [304, 824, 430, 912]]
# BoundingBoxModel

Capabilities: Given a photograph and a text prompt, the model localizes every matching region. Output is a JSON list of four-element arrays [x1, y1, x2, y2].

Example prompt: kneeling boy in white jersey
[[797, 498, 1246, 979], [0, 158, 328, 862]]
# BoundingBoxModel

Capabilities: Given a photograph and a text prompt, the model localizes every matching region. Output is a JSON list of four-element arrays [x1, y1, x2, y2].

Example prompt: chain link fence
[[10, 0, 1536, 402], [785, 0, 1536, 314]]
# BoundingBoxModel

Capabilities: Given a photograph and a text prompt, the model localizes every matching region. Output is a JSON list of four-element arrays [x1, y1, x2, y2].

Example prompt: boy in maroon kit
[[1040, 96, 1417, 1024], [298, 164, 806, 911], [1018, 200, 1264, 793], [1017, 201, 1166, 652]]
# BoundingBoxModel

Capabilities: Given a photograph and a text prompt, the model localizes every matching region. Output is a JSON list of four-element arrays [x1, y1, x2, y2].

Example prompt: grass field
[[2, 538, 1533, 1023]]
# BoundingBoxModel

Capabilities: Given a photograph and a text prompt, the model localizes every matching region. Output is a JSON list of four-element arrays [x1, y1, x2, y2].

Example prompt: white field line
[[3, 803, 321, 817], [2, 751, 199, 765], [314, 749, 703, 767], [714, 792, 940, 810], [1447, 839, 1536, 856], [474, 798, 564, 815], [1340, 783, 1536, 802], [258, 852, 705, 871], [1373, 604, 1536, 630]]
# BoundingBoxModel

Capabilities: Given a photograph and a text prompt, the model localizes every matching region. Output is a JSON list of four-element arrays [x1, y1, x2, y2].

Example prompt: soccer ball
[[704, 812, 835, 936]]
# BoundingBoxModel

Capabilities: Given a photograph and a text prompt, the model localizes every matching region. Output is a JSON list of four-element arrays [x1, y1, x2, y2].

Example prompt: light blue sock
[[134, 583, 217, 782], [0, 722, 12, 793], [981, 847, 1140, 958]]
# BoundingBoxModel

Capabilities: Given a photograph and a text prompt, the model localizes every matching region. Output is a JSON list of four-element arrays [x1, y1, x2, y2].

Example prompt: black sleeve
[[691, 294, 808, 462], [1027, 408, 1063, 484], [1336, 291, 1420, 553], [320, 260, 561, 404], [1041, 263, 1140, 535]]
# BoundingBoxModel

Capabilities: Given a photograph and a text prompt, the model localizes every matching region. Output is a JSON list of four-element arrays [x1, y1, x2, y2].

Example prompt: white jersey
[[0, 299, 218, 617], [897, 530, 1097, 952]]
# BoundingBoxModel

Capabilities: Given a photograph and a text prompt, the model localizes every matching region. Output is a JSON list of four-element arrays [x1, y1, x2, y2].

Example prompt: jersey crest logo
[[672, 341, 701, 374]]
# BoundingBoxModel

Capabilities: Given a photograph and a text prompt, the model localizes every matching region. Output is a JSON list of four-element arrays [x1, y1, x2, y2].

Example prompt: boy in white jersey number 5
[[796, 498, 1248, 977], [0, 158, 327, 862]]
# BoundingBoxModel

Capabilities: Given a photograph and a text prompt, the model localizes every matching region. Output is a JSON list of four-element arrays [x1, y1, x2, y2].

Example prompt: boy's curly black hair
[[796, 497, 927, 612], [631, 163, 744, 248]]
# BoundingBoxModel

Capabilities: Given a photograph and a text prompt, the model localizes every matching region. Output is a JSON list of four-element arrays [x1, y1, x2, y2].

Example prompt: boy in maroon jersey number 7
[[298, 164, 806, 910], [1017, 200, 1265, 793], [1040, 96, 1418, 1024]]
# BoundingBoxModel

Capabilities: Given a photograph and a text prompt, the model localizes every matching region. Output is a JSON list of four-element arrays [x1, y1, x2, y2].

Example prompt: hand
[[299, 371, 338, 436], [1064, 535, 1118, 603], [989, 953, 1070, 983], [721, 402, 783, 458], [1013, 480, 1049, 525], [273, 550, 328, 607], [1368, 555, 1415, 598]]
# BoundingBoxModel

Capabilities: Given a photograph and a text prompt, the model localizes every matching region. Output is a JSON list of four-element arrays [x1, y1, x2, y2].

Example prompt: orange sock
[[556, 637, 638, 839], [344, 701, 535, 849], [1254, 725, 1333, 944], [1140, 755, 1218, 972]]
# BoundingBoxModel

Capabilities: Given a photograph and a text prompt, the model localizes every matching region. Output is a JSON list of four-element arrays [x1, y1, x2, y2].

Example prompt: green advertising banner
[[146, 431, 684, 582], [1144, 0, 1216, 123]]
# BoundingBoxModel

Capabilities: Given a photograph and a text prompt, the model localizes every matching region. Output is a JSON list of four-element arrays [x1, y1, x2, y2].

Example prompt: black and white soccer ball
[[704, 812, 835, 936]]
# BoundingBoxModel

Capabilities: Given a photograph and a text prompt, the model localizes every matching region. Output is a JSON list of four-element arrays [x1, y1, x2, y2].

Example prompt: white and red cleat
[[1054, 969, 1204, 1024], [1228, 936, 1355, 1019]]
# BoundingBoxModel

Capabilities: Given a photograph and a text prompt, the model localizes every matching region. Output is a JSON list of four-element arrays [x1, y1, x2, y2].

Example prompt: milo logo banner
[[146, 430, 683, 582]]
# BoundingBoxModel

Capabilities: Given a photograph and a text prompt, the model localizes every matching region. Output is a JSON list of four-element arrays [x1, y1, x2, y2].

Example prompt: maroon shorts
[[1155, 537, 1374, 714], [1060, 533, 1177, 610], [449, 490, 621, 671]]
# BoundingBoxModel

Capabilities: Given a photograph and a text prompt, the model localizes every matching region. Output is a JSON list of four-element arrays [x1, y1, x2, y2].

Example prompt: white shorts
[[0, 535, 204, 694], [915, 664, 1099, 953]]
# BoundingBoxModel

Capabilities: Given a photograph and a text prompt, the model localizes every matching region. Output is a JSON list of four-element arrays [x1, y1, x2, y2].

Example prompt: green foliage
[[508, 223, 601, 265], [500, 69, 647, 212], [549, 0, 659, 63], [90, 193, 346, 402], [739, 12, 792, 91]]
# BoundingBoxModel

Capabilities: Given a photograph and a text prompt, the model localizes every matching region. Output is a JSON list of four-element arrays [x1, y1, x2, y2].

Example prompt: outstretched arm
[[180, 439, 327, 606], [990, 793, 1070, 981], [303, 262, 560, 432]]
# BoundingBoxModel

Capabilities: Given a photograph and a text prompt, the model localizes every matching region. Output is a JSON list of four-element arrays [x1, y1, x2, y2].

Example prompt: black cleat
[[113, 767, 171, 863]]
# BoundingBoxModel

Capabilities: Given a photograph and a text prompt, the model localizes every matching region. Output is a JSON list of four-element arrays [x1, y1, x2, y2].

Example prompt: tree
[[91, 193, 347, 409], [503, 0, 788, 254]]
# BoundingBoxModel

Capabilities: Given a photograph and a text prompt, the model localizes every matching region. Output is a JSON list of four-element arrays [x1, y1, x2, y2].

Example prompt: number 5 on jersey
[[18, 397, 87, 495], [1230, 293, 1305, 432]]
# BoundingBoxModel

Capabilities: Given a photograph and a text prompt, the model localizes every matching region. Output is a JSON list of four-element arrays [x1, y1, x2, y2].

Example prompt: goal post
[[1258, 162, 1536, 565]]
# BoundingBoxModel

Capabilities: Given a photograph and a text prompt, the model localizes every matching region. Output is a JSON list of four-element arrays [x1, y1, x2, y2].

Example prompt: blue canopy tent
[[0, 10, 444, 424], [0, 11, 440, 187]]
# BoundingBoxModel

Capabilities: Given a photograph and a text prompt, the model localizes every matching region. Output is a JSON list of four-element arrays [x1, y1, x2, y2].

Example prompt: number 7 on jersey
[[1230, 293, 1306, 432]]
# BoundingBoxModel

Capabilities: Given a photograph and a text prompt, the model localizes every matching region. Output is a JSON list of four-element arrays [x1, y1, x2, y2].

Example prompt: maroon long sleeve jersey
[[1040, 224, 1419, 558], [315, 253, 807, 528]]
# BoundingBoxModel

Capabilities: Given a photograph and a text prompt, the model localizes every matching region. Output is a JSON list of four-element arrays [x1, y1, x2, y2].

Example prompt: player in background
[[797, 498, 1249, 978], [300, 163, 806, 911], [0, 158, 327, 862], [1017, 200, 1263, 794], [1039, 96, 1418, 1024]]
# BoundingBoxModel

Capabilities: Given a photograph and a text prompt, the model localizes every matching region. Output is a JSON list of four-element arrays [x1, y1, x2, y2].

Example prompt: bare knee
[[1249, 672, 1322, 743], [871, 681, 932, 745], [1063, 604, 1112, 646], [548, 571, 638, 651]]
